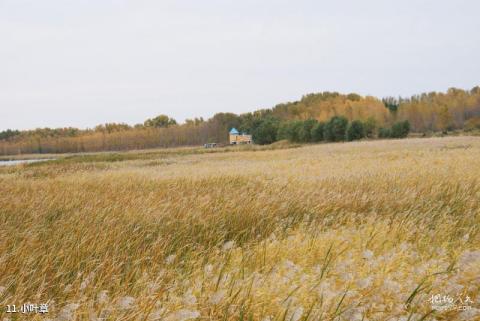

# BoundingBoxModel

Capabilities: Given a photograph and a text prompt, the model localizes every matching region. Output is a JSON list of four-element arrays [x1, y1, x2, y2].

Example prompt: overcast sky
[[1, 0, 479, 131]]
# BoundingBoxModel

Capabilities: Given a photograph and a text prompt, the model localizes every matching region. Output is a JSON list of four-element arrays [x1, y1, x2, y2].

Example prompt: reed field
[[0, 137, 479, 321]]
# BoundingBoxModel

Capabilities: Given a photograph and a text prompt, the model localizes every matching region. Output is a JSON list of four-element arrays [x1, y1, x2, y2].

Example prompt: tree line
[[0, 86, 479, 155], [248, 116, 410, 145]]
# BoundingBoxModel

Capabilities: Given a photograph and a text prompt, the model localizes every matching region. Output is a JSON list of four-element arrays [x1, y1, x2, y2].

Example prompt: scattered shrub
[[378, 120, 410, 139], [298, 119, 318, 142], [324, 116, 348, 142], [277, 121, 303, 143], [310, 122, 326, 142], [465, 117, 480, 131], [378, 127, 392, 138], [346, 120, 366, 141], [363, 117, 377, 138], [252, 118, 280, 145], [391, 120, 411, 138]]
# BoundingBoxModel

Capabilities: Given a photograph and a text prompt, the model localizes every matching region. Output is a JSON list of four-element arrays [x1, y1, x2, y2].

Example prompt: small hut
[[229, 128, 252, 145]]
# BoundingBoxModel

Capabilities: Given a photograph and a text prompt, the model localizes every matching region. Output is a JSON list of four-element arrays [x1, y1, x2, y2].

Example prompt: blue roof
[[229, 128, 239, 135]]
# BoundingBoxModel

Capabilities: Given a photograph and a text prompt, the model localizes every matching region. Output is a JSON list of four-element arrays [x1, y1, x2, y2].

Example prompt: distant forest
[[1, 86, 480, 155]]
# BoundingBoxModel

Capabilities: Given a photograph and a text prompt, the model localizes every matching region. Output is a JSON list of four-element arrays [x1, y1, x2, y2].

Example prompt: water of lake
[[0, 159, 55, 166]]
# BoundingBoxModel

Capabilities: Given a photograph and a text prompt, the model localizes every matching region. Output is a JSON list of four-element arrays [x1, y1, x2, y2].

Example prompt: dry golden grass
[[0, 137, 479, 321]]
